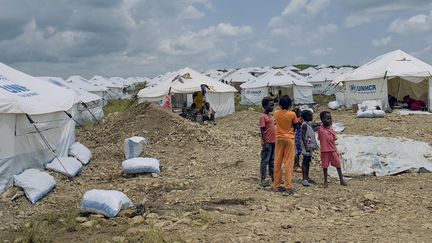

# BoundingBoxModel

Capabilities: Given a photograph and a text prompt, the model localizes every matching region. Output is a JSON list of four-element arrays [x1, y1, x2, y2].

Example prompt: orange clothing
[[274, 109, 298, 139], [273, 138, 295, 189]]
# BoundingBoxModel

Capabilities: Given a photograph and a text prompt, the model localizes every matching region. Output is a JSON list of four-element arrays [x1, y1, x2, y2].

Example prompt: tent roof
[[299, 67, 318, 75], [0, 63, 79, 115], [334, 49, 432, 83], [303, 68, 339, 83], [284, 65, 300, 71], [89, 75, 124, 88], [241, 69, 312, 89], [66, 76, 108, 92], [222, 69, 256, 83], [39, 77, 101, 103], [138, 67, 237, 98]]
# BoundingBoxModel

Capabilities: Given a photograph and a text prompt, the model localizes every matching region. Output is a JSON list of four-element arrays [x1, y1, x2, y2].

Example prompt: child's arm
[[301, 123, 310, 152]]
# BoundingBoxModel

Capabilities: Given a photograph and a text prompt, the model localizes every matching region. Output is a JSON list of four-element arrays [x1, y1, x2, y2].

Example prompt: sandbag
[[69, 142, 92, 165], [45, 157, 83, 177], [122, 157, 160, 175], [332, 123, 345, 133], [357, 110, 385, 118], [13, 169, 56, 204], [80, 189, 133, 218], [328, 101, 340, 110], [124, 136, 148, 159]]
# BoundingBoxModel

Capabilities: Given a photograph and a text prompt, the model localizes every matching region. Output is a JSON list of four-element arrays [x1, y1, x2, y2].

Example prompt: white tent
[[39, 77, 104, 124], [138, 67, 237, 117], [240, 69, 314, 105], [65, 76, 108, 106], [332, 49, 432, 111], [0, 63, 80, 193], [89, 75, 126, 100], [284, 65, 300, 72], [303, 68, 341, 95], [221, 69, 256, 90], [299, 67, 318, 76]]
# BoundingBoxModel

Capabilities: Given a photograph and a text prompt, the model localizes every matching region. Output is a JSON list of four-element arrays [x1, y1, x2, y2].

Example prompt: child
[[259, 97, 275, 187], [273, 96, 298, 195], [318, 111, 347, 188], [294, 108, 303, 173], [300, 110, 318, 187]]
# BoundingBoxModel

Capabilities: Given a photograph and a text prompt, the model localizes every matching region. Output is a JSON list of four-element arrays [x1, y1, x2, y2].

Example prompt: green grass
[[103, 99, 135, 115], [313, 95, 336, 105]]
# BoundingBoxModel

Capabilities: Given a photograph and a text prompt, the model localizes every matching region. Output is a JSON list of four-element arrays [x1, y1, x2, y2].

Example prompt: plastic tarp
[[329, 135, 432, 177]]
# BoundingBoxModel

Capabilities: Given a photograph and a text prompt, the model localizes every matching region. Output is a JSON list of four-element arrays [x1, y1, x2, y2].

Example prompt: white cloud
[[178, 5, 205, 20], [388, 11, 432, 34], [317, 23, 338, 34], [311, 47, 333, 56], [306, 0, 331, 15], [239, 56, 255, 64], [215, 23, 253, 36], [344, 15, 372, 28], [255, 42, 278, 53], [372, 36, 392, 46], [282, 0, 308, 16]]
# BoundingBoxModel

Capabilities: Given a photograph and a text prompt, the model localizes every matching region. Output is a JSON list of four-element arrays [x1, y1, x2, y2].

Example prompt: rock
[[24, 222, 32, 228], [125, 227, 145, 235], [112, 236, 126, 242], [119, 209, 135, 218], [146, 213, 159, 219], [349, 211, 361, 217], [88, 214, 105, 220], [130, 216, 145, 225], [176, 218, 192, 225], [75, 217, 88, 223], [154, 220, 172, 228], [422, 223, 432, 230], [364, 192, 379, 201], [81, 220, 97, 228], [0, 211, 3, 217]]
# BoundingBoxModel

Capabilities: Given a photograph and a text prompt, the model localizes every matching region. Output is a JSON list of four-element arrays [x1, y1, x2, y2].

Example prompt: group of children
[[259, 95, 347, 195]]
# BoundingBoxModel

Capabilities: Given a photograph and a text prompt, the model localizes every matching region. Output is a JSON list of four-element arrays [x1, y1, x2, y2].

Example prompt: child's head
[[320, 111, 332, 127], [294, 108, 301, 118], [205, 102, 210, 110], [301, 110, 313, 122], [278, 95, 292, 110], [261, 97, 274, 113]]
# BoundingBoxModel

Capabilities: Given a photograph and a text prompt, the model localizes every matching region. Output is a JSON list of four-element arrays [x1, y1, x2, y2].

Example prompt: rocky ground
[[1, 102, 432, 242]]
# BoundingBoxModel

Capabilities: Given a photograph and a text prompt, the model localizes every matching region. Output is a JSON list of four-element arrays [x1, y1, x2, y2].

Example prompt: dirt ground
[[1, 102, 432, 242]]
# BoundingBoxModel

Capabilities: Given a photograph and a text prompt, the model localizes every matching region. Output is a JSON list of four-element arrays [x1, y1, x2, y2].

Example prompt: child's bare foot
[[340, 180, 347, 186], [323, 182, 328, 188]]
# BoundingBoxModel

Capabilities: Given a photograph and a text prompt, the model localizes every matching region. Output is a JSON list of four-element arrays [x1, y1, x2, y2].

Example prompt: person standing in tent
[[273, 95, 298, 195], [259, 97, 276, 187], [318, 111, 347, 188]]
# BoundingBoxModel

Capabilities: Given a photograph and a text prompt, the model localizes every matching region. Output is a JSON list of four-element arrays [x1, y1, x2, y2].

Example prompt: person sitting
[[403, 95, 426, 111], [202, 102, 216, 125], [388, 95, 398, 109]]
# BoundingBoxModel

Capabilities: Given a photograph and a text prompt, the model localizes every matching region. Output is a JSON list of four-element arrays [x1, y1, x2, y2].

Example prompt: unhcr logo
[[0, 84, 30, 93], [349, 84, 377, 94]]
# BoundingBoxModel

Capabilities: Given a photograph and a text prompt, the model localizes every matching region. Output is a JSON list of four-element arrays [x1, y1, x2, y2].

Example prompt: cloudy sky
[[1, 0, 432, 79]]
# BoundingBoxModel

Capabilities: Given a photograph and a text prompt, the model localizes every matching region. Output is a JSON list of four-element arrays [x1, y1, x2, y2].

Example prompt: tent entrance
[[387, 77, 429, 103], [269, 86, 294, 100], [172, 93, 188, 108]]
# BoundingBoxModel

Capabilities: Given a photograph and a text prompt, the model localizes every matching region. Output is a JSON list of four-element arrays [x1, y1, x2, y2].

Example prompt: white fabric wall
[[429, 79, 432, 112], [0, 109, 76, 194], [76, 100, 104, 125], [335, 79, 387, 109], [293, 86, 314, 104], [206, 92, 235, 118], [138, 96, 165, 106], [311, 81, 335, 95], [241, 87, 268, 105]]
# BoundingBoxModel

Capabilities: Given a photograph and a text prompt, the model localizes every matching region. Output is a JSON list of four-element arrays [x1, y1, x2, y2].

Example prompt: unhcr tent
[[221, 69, 256, 90], [332, 50, 432, 111], [303, 68, 352, 95], [240, 69, 313, 105], [39, 77, 104, 124], [66, 76, 108, 106], [0, 63, 80, 194], [138, 67, 237, 117], [89, 75, 126, 100]]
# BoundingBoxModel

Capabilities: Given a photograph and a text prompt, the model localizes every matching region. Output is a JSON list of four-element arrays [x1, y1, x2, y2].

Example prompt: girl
[[300, 110, 318, 187]]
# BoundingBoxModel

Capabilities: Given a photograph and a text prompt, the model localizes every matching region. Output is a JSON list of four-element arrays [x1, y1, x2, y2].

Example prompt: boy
[[273, 96, 298, 195], [259, 97, 275, 187], [318, 111, 347, 188], [300, 110, 318, 186]]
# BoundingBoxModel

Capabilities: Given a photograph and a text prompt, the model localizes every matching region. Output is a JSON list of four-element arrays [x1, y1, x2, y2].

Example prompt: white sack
[[332, 123, 345, 133], [13, 169, 56, 204], [122, 157, 160, 175], [124, 136, 148, 159], [80, 189, 133, 218], [69, 142, 92, 165], [45, 157, 83, 177], [328, 101, 340, 110], [357, 109, 385, 118]]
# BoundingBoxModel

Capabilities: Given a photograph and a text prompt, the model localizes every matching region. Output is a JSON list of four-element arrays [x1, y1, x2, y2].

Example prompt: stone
[[281, 223, 292, 229], [88, 214, 105, 220], [112, 236, 126, 242], [130, 216, 145, 225], [119, 209, 135, 218], [24, 222, 32, 228], [176, 218, 192, 225], [75, 217, 88, 223], [81, 220, 97, 228], [146, 213, 159, 219], [154, 220, 172, 228]]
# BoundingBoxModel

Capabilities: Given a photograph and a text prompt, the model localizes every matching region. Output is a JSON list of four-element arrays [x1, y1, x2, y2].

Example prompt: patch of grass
[[126, 227, 165, 243], [63, 210, 79, 232], [21, 220, 50, 243], [103, 100, 134, 115], [313, 95, 335, 105]]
